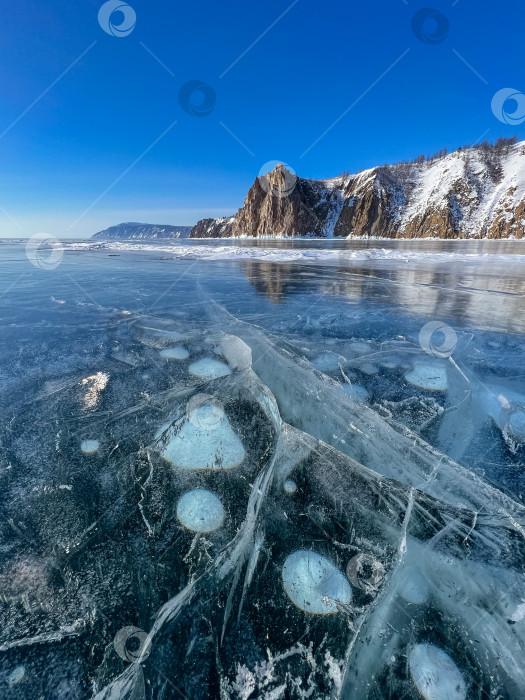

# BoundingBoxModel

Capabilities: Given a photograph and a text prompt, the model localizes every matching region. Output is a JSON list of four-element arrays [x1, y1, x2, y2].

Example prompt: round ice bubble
[[189, 358, 232, 380], [405, 361, 448, 391], [284, 479, 297, 494], [380, 356, 401, 370], [358, 362, 379, 376], [176, 489, 225, 533], [340, 383, 369, 402], [187, 398, 225, 430], [409, 644, 466, 700], [161, 411, 245, 470], [399, 567, 430, 604], [160, 346, 189, 360], [349, 341, 372, 354], [312, 353, 340, 372], [81, 439, 100, 455], [8, 665, 25, 687], [282, 550, 352, 614], [509, 407, 525, 439]]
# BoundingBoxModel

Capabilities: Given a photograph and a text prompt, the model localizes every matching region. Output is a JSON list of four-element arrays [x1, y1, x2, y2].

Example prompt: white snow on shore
[[66, 240, 525, 265]]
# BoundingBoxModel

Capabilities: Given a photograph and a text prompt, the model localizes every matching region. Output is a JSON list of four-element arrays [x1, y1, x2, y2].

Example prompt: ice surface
[[2, 290, 525, 699]]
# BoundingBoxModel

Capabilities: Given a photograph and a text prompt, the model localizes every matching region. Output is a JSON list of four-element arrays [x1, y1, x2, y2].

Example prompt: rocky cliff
[[191, 140, 525, 239], [93, 222, 192, 240]]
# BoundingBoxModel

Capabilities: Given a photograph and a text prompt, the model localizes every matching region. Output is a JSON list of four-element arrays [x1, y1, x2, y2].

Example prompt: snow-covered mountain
[[191, 139, 525, 239], [92, 222, 192, 240]]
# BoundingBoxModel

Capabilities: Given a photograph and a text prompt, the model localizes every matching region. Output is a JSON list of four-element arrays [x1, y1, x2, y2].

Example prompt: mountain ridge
[[92, 222, 192, 240], [191, 139, 525, 240]]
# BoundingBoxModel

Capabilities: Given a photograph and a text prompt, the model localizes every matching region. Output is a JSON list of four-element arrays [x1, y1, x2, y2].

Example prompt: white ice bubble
[[405, 361, 448, 392], [340, 383, 369, 402], [219, 335, 252, 371], [380, 356, 401, 370], [189, 358, 232, 380], [8, 665, 25, 687], [284, 479, 297, 494], [349, 341, 372, 355], [176, 489, 225, 533], [81, 439, 100, 455], [358, 362, 379, 376], [509, 408, 525, 439], [159, 346, 189, 360], [409, 644, 466, 700], [399, 567, 430, 604], [160, 410, 245, 470], [312, 353, 341, 372], [282, 550, 352, 614], [188, 399, 225, 430]]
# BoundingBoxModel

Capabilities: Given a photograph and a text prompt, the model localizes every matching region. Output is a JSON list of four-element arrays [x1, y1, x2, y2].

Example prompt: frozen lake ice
[[0, 238, 525, 698]]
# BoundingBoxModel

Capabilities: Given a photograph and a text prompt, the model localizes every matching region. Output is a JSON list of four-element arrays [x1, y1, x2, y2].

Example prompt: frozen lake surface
[[0, 238, 525, 698]]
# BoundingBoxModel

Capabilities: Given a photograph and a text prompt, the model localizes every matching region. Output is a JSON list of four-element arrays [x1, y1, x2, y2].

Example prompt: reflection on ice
[[80, 371, 109, 408]]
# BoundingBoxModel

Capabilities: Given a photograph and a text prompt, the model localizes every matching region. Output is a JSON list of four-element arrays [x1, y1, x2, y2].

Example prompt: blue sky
[[0, 0, 524, 238]]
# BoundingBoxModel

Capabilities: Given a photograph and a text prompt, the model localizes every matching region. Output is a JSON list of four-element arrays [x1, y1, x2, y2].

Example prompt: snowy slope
[[192, 141, 525, 239]]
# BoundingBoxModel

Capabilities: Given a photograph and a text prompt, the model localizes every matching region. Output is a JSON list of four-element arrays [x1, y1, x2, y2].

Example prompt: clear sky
[[0, 0, 524, 238]]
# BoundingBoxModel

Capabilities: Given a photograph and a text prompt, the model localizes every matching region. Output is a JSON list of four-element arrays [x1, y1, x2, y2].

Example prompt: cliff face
[[190, 217, 235, 238], [191, 141, 525, 239], [93, 223, 192, 240]]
